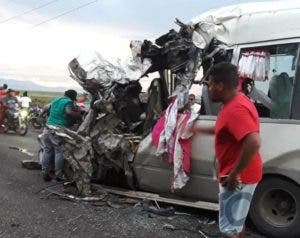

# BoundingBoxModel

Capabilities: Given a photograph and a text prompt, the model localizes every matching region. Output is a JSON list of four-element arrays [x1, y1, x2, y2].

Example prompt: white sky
[[0, 0, 276, 91], [0, 7, 138, 90]]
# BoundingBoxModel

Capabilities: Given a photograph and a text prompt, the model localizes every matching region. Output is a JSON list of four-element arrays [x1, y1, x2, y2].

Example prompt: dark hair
[[23, 91, 28, 97], [64, 89, 77, 101], [208, 62, 239, 89], [3, 84, 7, 89], [189, 94, 195, 99]]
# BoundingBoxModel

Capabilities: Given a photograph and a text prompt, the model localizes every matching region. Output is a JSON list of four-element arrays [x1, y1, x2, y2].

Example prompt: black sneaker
[[42, 173, 52, 182]]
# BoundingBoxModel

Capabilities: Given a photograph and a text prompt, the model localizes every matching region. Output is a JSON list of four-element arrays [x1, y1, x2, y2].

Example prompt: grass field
[[26, 91, 63, 107]]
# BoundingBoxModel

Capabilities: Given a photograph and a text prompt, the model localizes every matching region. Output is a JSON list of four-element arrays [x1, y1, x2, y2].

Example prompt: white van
[[134, 2, 300, 238]]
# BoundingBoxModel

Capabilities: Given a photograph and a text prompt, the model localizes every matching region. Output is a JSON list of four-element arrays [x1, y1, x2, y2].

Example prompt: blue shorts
[[219, 183, 257, 236]]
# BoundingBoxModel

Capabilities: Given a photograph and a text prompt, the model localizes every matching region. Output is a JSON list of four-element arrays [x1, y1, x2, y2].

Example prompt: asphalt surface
[[0, 128, 265, 238]]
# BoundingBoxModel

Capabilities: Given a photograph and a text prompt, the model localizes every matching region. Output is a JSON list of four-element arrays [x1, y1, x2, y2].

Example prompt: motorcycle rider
[[0, 84, 8, 100], [19, 91, 32, 111], [0, 84, 8, 126], [41, 89, 82, 182], [2, 89, 19, 121]]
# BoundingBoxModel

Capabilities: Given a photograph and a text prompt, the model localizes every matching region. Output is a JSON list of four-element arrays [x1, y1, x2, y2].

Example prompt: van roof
[[189, 1, 300, 45]]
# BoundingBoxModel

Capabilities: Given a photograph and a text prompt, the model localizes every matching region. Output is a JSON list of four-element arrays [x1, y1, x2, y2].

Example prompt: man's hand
[[221, 173, 240, 190]]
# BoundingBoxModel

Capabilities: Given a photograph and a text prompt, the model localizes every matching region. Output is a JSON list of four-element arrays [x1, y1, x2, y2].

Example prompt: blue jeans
[[41, 127, 64, 178]]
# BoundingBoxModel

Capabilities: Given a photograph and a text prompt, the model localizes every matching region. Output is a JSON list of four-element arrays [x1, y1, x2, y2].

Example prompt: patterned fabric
[[152, 96, 198, 190], [219, 183, 257, 236]]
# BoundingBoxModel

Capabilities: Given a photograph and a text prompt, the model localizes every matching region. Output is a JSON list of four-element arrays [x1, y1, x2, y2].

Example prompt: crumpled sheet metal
[[68, 52, 151, 93], [60, 18, 228, 194], [50, 126, 93, 196], [77, 109, 96, 136]]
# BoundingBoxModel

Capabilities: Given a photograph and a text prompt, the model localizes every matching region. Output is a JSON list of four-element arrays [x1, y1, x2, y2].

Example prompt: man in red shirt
[[193, 62, 262, 238]]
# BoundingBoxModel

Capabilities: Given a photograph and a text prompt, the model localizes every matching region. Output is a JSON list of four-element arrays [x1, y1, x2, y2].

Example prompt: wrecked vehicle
[[51, 2, 300, 238]]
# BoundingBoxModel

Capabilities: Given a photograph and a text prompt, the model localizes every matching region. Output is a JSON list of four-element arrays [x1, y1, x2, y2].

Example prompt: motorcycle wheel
[[18, 124, 28, 136]]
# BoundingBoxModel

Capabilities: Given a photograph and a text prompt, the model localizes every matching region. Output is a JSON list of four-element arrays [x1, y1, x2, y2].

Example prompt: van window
[[246, 43, 298, 119]]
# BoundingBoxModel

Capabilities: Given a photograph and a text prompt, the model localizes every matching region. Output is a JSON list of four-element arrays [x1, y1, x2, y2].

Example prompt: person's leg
[[41, 128, 53, 181], [49, 132, 64, 179], [219, 184, 257, 238], [238, 226, 245, 238]]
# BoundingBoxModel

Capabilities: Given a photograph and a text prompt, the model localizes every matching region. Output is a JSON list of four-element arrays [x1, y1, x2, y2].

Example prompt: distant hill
[[0, 78, 78, 92]]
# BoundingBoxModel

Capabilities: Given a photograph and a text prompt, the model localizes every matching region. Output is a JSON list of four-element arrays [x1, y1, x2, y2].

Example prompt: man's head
[[64, 89, 77, 101], [23, 91, 28, 97], [208, 62, 239, 102], [188, 94, 196, 106], [3, 84, 7, 89]]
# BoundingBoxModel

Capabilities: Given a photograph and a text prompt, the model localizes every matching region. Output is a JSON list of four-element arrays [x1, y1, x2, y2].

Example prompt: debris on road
[[21, 160, 41, 170], [142, 200, 175, 217], [163, 223, 210, 238], [9, 146, 34, 157], [102, 185, 219, 211], [44, 188, 107, 202]]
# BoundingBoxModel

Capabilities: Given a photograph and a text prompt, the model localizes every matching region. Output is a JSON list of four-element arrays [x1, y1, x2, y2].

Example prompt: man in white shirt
[[19, 91, 32, 109], [188, 94, 201, 114]]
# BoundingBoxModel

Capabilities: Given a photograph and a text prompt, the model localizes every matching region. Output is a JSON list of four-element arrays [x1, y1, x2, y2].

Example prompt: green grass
[[25, 91, 63, 107]]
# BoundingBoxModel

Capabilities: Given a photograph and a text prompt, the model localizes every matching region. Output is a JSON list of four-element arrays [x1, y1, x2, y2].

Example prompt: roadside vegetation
[[25, 91, 63, 106]]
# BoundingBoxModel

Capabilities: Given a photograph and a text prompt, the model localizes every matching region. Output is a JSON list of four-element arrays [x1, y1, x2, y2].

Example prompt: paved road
[[0, 129, 265, 238]]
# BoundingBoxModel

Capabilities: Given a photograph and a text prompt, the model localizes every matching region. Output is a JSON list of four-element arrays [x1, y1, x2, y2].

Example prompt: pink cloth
[[152, 94, 198, 190], [152, 112, 192, 189], [167, 113, 191, 174]]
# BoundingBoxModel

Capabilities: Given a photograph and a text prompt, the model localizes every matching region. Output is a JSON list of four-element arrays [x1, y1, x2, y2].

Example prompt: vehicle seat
[[269, 72, 293, 119]]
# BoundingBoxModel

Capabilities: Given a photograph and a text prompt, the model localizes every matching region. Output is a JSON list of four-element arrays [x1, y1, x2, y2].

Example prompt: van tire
[[250, 177, 300, 238]]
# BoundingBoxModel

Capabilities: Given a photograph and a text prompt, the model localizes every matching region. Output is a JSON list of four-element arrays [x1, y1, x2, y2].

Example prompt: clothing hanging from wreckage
[[152, 97, 198, 190]]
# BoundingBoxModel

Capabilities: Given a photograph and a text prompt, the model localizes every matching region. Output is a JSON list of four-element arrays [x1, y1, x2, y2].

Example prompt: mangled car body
[[54, 2, 300, 238]]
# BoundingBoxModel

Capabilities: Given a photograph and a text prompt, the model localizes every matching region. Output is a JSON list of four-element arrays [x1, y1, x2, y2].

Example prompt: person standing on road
[[192, 62, 262, 238], [41, 89, 81, 182]]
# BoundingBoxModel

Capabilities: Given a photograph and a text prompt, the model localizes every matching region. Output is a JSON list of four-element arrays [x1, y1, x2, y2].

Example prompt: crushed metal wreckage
[[48, 18, 230, 196]]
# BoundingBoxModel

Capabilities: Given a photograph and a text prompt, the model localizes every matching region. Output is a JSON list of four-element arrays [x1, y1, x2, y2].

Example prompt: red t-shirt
[[0, 89, 7, 100], [215, 93, 262, 184]]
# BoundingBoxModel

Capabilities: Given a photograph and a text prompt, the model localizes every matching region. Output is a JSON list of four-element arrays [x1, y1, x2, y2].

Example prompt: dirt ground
[[0, 130, 265, 238]]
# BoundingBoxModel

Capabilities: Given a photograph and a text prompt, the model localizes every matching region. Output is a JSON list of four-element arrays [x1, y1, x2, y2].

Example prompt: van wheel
[[250, 177, 300, 238]]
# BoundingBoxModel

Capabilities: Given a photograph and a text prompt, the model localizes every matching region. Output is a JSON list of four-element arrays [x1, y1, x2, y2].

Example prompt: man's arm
[[191, 124, 215, 134], [65, 108, 82, 119], [222, 132, 261, 190]]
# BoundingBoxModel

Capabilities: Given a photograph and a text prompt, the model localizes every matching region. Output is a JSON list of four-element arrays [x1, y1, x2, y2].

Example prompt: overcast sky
[[0, 0, 275, 90]]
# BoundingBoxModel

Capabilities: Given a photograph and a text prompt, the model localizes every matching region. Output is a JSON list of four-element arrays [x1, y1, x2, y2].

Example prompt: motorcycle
[[3, 107, 28, 136], [28, 106, 45, 129]]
